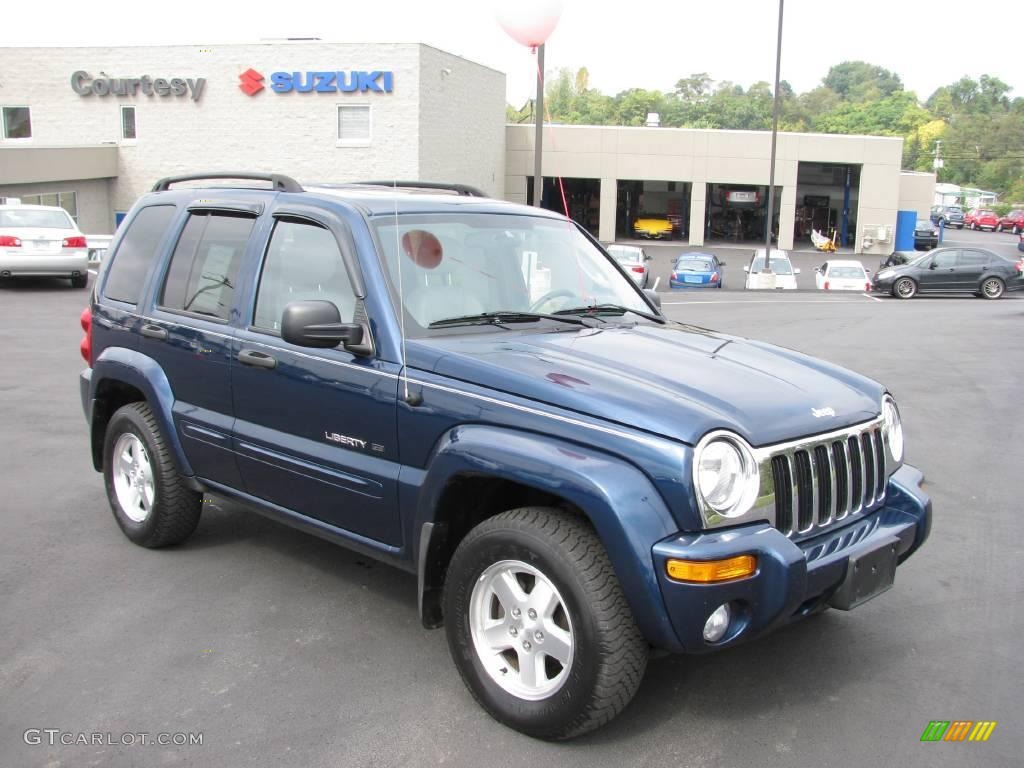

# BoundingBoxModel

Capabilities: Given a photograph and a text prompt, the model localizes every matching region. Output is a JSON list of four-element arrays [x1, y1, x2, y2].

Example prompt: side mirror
[[794, 268, 802, 275], [742, 265, 749, 272], [719, 261, 727, 266], [644, 253, 652, 261], [929, 263, 938, 270], [643, 288, 662, 309], [281, 300, 370, 355]]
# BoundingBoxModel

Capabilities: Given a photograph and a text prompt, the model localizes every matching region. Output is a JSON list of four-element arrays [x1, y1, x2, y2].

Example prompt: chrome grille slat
[[758, 416, 895, 540]]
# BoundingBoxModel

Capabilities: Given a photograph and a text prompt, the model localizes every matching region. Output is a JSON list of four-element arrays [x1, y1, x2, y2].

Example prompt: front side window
[[121, 106, 137, 140], [103, 205, 177, 304], [932, 251, 957, 269], [2, 106, 31, 139], [373, 213, 649, 333], [159, 212, 253, 320], [254, 219, 357, 332], [338, 105, 371, 143]]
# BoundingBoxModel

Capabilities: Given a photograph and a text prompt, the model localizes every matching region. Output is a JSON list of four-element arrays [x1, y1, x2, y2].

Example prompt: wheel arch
[[87, 347, 195, 481], [414, 424, 683, 652]]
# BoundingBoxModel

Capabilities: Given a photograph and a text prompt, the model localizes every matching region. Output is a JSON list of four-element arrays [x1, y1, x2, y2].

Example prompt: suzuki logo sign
[[238, 69, 394, 96], [238, 68, 265, 96]]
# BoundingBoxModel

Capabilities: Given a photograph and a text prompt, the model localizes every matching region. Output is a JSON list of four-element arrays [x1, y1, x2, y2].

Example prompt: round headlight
[[695, 435, 758, 518], [882, 395, 903, 462]]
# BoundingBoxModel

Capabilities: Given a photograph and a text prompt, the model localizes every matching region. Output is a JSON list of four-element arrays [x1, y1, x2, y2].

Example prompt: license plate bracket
[[828, 536, 898, 610]]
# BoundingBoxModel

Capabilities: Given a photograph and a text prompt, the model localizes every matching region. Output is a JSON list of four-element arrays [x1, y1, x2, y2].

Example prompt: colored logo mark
[[920, 721, 997, 742], [239, 68, 265, 96]]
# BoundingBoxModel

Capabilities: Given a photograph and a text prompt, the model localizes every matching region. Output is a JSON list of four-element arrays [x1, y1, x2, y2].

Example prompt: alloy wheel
[[112, 433, 155, 522]]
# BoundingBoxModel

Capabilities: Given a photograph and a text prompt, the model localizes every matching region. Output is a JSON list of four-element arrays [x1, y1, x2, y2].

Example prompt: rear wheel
[[981, 277, 1005, 300], [1014, 225, 1021, 235], [444, 507, 647, 740], [893, 277, 917, 299], [103, 402, 202, 547]]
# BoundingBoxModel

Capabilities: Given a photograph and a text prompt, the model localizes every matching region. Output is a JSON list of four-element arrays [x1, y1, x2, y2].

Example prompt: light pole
[[533, 44, 545, 206], [763, 0, 785, 274]]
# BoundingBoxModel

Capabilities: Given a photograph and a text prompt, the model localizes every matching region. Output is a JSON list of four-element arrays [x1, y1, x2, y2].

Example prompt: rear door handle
[[141, 324, 168, 341], [237, 349, 277, 369]]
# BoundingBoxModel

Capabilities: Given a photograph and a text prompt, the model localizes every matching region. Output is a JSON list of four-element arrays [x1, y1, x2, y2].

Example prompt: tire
[[444, 507, 647, 740], [71, 273, 88, 289], [1014, 225, 1021, 235], [956, 224, 963, 229], [996, 224, 1003, 232], [102, 402, 202, 547], [971, 222, 978, 230], [893, 277, 917, 299], [981, 276, 1005, 300]]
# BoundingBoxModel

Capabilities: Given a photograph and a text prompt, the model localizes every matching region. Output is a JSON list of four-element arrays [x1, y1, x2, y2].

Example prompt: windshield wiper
[[554, 303, 665, 324], [428, 311, 595, 329]]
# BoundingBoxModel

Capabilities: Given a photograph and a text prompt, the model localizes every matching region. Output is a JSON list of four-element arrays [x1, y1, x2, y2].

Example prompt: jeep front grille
[[764, 420, 889, 538]]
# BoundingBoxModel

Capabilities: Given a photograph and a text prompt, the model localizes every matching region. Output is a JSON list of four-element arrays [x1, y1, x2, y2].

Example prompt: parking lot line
[[661, 298, 874, 305]]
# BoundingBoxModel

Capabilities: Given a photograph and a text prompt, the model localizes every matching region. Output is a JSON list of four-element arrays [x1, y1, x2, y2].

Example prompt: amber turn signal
[[666, 555, 757, 583]]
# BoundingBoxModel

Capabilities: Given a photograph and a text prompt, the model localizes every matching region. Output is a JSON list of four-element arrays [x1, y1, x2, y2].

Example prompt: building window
[[19, 191, 79, 223], [2, 106, 32, 140], [338, 105, 371, 144], [121, 106, 137, 141]]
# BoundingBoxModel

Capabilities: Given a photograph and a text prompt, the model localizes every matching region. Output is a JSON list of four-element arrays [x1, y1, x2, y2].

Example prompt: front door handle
[[141, 324, 168, 341], [237, 349, 277, 369]]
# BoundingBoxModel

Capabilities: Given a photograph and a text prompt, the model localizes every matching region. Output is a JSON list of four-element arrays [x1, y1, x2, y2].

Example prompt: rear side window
[[103, 205, 176, 304], [958, 250, 991, 266], [159, 212, 253, 321]]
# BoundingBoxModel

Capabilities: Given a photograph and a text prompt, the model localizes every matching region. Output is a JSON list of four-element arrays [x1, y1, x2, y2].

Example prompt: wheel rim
[[896, 279, 915, 298], [468, 559, 574, 701], [983, 279, 1002, 298], [112, 433, 155, 522]]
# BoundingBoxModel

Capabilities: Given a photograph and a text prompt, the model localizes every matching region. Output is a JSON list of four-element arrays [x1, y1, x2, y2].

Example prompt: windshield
[[373, 213, 650, 334], [916, 220, 932, 228], [749, 256, 793, 275], [909, 252, 934, 266], [946, 206, 963, 213], [675, 258, 715, 272], [0, 209, 74, 229]]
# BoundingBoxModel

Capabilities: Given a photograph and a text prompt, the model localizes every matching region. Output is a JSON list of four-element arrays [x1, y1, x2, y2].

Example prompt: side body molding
[[414, 425, 685, 652], [87, 346, 193, 476]]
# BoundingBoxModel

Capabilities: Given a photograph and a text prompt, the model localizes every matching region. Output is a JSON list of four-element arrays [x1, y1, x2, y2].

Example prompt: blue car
[[670, 252, 724, 288]]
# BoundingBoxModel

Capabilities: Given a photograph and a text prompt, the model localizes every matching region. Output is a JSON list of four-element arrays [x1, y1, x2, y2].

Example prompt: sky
[[2, 0, 1020, 106]]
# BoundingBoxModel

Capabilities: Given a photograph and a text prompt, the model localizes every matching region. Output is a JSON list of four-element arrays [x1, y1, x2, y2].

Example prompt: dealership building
[[0, 41, 933, 256]]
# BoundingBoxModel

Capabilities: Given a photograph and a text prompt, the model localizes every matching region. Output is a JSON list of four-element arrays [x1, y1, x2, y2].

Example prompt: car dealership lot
[[1, 277, 1021, 767]]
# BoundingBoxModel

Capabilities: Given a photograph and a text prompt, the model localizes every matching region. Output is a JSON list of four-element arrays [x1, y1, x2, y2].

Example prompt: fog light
[[703, 603, 731, 643]]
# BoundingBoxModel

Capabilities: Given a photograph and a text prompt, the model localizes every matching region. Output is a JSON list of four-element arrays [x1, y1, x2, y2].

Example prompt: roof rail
[[352, 181, 487, 197], [151, 173, 304, 193]]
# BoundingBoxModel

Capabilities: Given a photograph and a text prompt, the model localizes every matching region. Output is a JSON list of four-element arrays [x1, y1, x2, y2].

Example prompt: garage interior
[[615, 180, 691, 240], [526, 176, 601, 235], [793, 163, 861, 248], [703, 185, 782, 245]]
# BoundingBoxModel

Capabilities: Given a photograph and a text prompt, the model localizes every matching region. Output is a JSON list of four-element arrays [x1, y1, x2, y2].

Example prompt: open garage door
[[615, 180, 690, 241], [794, 163, 861, 249], [526, 177, 600, 236], [704, 185, 782, 246]]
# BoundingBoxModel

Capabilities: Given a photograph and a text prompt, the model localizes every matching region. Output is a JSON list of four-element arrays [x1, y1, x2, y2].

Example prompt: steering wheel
[[529, 289, 577, 313]]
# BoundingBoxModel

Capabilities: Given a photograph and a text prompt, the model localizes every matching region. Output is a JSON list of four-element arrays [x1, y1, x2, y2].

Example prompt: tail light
[[670, 272, 678, 280], [865, 281, 872, 292], [630, 265, 645, 273], [0, 235, 22, 247], [710, 272, 719, 282], [80, 306, 93, 366], [63, 236, 87, 248], [824, 281, 830, 290]]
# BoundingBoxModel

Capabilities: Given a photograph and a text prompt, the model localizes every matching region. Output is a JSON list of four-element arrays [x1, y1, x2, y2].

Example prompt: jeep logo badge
[[811, 407, 836, 418]]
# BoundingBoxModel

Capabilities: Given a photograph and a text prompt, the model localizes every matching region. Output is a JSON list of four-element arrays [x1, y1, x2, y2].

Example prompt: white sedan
[[0, 204, 90, 287], [743, 248, 799, 289], [814, 259, 871, 292]]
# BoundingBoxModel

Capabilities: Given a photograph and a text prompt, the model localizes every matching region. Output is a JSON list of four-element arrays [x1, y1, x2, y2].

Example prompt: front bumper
[[651, 463, 930, 653], [0, 249, 89, 277]]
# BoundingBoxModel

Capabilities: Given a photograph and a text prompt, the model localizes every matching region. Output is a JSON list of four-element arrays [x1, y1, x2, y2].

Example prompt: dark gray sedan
[[872, 246, 1024, 300]]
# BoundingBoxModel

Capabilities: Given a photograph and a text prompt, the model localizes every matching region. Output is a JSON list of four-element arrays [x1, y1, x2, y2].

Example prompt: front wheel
[[444, 508, 647, 740], [103, 402, 203, 547], [981, 276, 1005, 300], [893, 277, 917, 299]]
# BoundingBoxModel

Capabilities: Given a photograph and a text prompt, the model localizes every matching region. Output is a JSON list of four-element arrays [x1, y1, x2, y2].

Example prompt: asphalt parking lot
[[629, 225, 1024, 291], [1, 273, 1021, 767]]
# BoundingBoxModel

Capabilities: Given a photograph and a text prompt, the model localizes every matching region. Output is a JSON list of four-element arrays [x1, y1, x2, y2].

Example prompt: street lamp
[[763, 0, 785, 275], [496, 0, 564, 207]]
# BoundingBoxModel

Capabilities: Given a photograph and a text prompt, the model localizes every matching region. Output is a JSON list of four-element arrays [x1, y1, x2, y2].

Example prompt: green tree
[[823, 61, 903, 101]]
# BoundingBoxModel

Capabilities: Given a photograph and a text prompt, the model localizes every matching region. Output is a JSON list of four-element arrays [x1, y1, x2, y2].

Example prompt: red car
[[964, 209, 1000, 231], [996, 209, 1024, 234]]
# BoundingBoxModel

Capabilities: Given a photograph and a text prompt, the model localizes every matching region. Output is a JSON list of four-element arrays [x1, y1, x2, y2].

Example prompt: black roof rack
[[351, 181, 487, 197], [151, 173, 303, 193]]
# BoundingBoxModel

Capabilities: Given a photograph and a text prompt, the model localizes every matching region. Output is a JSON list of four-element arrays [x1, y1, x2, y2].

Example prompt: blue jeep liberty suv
[[79, 173, 931, 739]]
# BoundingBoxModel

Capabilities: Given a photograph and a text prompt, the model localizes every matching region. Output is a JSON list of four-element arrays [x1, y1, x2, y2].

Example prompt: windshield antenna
[[393, 180, 421, 406]]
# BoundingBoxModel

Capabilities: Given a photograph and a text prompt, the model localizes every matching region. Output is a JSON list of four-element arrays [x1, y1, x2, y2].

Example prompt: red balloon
[[496, 0, 564, 49], [401, 230, 443, 269]]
